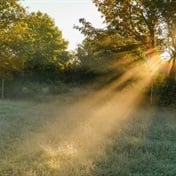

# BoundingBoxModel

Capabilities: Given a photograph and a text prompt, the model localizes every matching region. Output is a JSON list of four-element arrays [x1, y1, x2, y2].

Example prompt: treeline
[[0, 0, 96, 98], [0, 1, 69, 79], [0, 0, 176, 103]]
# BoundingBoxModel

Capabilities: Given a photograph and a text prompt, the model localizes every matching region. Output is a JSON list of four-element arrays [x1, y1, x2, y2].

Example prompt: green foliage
[[91, 0, 176, 79], [0, 0, 25, 29], [74, 18, 142, 79], [24, 11, 69, 72], [0, 2, 68, 79], [0, 0, 71, 93], [0, 0, 26, 78], [0, 0, 74, 99], [93, 0, 162, 48]]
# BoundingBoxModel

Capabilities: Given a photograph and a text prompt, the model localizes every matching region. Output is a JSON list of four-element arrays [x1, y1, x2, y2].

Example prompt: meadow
[[1, 1, 176, 175], [0, 87, 176, 176]]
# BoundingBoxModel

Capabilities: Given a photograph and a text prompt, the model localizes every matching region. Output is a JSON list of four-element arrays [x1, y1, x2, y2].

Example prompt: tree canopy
[[0, 0, 69, 79], [93, 0, 163, 48], [0, 0, 25, 77], [24, 11, 69, 72]]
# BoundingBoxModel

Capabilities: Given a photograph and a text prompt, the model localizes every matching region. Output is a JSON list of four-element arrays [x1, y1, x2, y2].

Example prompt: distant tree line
[[0, 0, 176, 102]]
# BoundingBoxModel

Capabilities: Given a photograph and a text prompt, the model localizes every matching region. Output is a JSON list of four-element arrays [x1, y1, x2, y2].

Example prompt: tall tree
[[92, 0, 176, 103], [93, 0, 162, 49], [0, 0, 25, 75], [0, 1, 69, 97], [157, 1, 176, 80], [24, 12, 69, 74], [0, 0, 25, 98]]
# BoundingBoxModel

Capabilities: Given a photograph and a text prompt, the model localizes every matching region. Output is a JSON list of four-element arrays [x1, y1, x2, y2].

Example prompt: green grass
[[0, 94, 176, 176], [92, 108, 176, 176]]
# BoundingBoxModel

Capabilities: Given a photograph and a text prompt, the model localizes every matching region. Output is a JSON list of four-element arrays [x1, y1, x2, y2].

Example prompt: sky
[[20, 0, 104, 50]]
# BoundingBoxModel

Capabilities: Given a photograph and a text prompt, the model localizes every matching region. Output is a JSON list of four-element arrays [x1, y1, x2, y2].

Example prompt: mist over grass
[[0, 48, 176, 176], [0, 86, 176, 175]]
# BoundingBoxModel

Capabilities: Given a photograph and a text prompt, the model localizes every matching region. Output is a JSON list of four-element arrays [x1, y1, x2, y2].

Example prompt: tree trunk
[[169, 57, 176, 82], [1, 79, 5, 99], [147, 47, 155, 105], [150, 81, 154, 105]]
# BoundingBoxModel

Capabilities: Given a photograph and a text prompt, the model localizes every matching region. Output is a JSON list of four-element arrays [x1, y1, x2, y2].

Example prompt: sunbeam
[[0, 49, 167, 175]]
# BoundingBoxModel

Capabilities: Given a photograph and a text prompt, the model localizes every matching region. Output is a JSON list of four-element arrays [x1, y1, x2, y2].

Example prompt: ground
[[0, 88, 176, 176]]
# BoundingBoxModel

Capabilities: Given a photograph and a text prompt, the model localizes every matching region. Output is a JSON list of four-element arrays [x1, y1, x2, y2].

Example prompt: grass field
[[0, 89, 176, 176]]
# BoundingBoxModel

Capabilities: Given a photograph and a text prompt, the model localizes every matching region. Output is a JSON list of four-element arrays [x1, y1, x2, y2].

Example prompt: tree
[[0, 1, 70, 98], [91, 0, 176, 104], [156, 1, 176, 80], [93, 0, 163, 49], [0, 0, 25, 98], [75, 18, 139, 54], [92, 1, 176, 65], [24, 11, 69, 76], [75, 18, 142, 75]]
